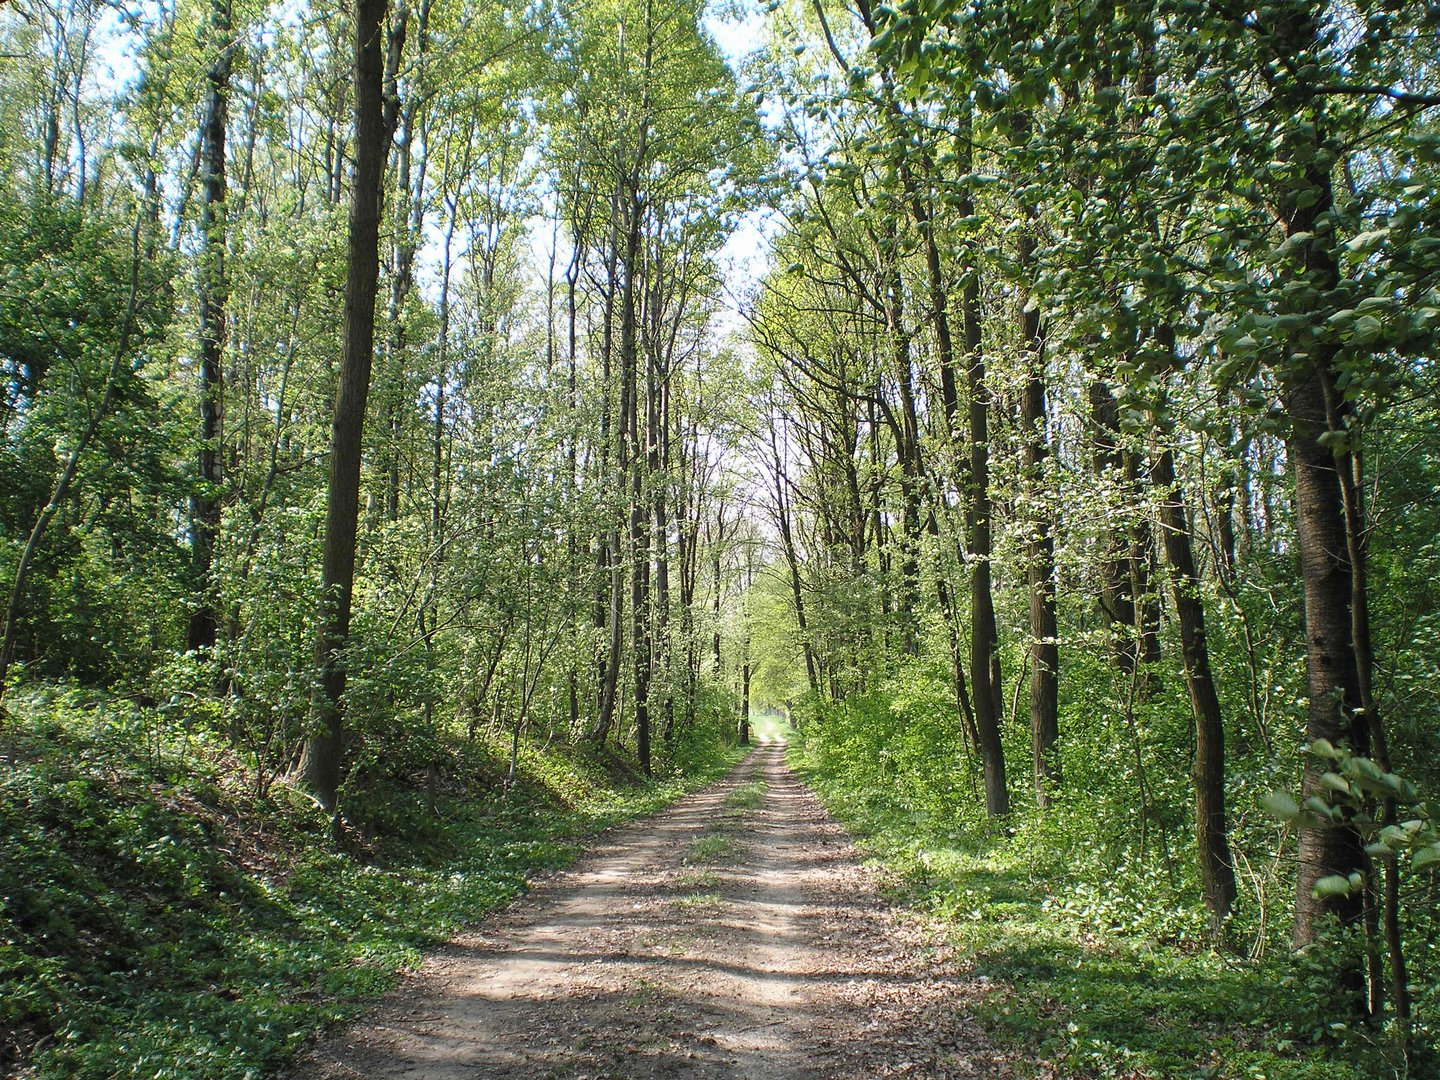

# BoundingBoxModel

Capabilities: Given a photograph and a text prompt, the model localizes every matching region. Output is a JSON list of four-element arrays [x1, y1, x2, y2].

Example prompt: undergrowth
[[0, 684, 742, 1079], [788, 699, 1437, 1080]]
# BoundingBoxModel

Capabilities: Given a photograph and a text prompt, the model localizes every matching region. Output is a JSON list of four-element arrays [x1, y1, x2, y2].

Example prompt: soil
[[291, 741, 1010, 1079]]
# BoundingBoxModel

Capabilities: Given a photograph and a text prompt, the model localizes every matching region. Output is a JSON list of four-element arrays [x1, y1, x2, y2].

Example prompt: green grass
[[787, 731, 1432, 1080], [674, 868, 722, 891], [685, 834, 742, 863], [723, 780, 767, 812], [671, 891, 725, 912], [0, 686, 743, 1079]]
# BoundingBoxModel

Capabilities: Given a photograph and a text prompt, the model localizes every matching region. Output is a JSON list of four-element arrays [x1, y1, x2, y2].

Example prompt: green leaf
[[1344, 229, 1387, 252], [1346, 755, 1382, 778], [1261, 790, 1301, 821], [1380, 825, 1411, 845], [1275, 231, 1313, 258], [1313, 874, 1356, 898], [1349, 314, 1383, 344], [1414, 844, 1440, 871], [1320, 772, 1352, 796]]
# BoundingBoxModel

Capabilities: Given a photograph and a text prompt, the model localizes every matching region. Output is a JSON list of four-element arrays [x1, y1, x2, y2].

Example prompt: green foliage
[[655, 679, 749, 776], [1265, 741, 1440, 894], [0, 688, 741, 1078], [789, 719, 1436, 1078], [0, 193, 182, 685]]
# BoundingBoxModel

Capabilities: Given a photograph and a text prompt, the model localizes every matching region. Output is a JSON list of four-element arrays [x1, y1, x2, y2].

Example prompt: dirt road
[[295, 741, 1005, 1078]]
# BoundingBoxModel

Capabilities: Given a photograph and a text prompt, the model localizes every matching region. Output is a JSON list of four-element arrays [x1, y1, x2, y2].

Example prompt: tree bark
[[884, 248, 922, 656], [295, 0, 394, 811], [1285, 349, 1370, 943], [958, 132, 1007, 814], [591, 190, 623, 744], [188, 0, 234, 653], [1018, 232, 1059, 807], [739, 656, 751, 745], [1147, 374, 1237, 927], [1230, 0, 1375, 952], [1089, 379, 1138, 671], [768, 421, 820, 698], [620, 190, 651, 776]]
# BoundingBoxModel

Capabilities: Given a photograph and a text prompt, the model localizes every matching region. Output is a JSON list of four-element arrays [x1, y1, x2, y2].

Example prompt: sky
[[703, 0, 781, 331]]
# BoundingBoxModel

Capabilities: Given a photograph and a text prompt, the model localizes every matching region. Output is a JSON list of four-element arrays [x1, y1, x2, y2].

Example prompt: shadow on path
[[292, 743, 1006, 1079]]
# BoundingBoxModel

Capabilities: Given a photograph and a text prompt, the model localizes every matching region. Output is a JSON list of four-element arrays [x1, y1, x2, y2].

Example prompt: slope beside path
[[292, 741, 1009, 1078]]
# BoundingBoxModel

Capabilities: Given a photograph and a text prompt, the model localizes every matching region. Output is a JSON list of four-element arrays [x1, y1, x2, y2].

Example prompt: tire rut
[[292, 742, 1006, 1079]]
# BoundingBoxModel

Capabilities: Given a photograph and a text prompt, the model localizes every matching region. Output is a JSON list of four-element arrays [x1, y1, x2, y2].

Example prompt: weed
[[672, 892, 725, 913], [674, 868, 722, 891], [622, 977, 665, 1008], [685, 834, 741, 864], [722, 781, 767, 813]]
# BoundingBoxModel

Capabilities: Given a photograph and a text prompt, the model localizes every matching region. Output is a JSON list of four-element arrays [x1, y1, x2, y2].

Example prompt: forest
[[1, 0, 1438, 1076]]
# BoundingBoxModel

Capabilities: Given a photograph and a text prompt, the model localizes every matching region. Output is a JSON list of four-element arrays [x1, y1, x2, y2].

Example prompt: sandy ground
[[291, 741, 1008, 1079]]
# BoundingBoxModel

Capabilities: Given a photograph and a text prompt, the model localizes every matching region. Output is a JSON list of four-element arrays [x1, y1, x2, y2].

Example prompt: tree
[[188, 0, 235, 653], [295, 0, 397, 810], [0, 199, 171, 703]]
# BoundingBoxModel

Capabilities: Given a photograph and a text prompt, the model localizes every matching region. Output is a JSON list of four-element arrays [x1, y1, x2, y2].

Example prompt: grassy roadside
[[786, 733, 1426, 1080], [0, 686, 744, 1079]]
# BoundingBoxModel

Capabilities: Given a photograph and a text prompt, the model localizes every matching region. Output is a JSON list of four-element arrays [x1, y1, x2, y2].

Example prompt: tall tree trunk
[[675, 422, 699, 730], [927, 511, 981, 753], [1126, 449, 1163, 670], [621, 193, 650, 776], [1089, 379, 1139, 671], [1148, 367, 1237, 927], [565, 199, 586, 738], [739, 656, 751, 744], [1286, 351, 1371, 901], [377, 0, 417, 523], [902, 143, 979, 760], [768, 422, 820, 698], [1240, 0, 1374, 953], [885, 249, 922, 656], [712, 535, 724, 675], [1285, 347, 1370, 944], [295, 0, 396, 811], [592, 205, 623, 743], [1336, 437, 1409, 1026], [1018, 232, 1059, 807], [594, 532, 624, 742], [653, 352, 674, 746], [421, 198, 456, 682], [959, 144, 1007, 815], [188, 0, 234, 653], [966, 318, 1006, 812]]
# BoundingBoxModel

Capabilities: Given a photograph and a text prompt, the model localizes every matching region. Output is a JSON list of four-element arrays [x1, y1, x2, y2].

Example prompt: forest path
[[293, 742, 1005, 1079]]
